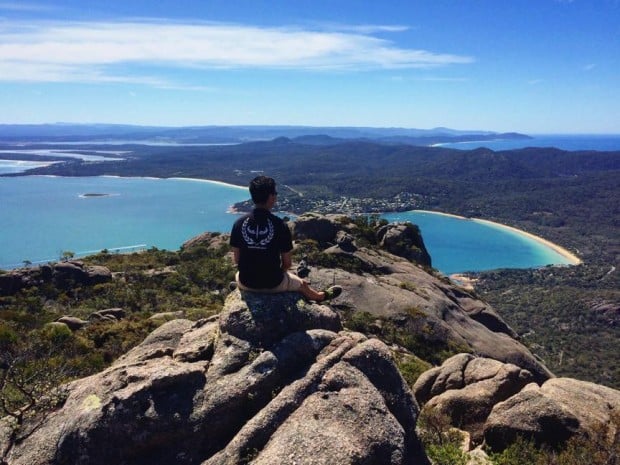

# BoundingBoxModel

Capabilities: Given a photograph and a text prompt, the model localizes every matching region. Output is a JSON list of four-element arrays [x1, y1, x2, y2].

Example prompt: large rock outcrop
[[290, 215, 551, 383], [1, 291, 429, 465], [181, 232, 229, 251], [289, 214, 619, 455], [0, 261, 111, 296], [413, 354, 536, 444], [291, 213, 339, 245], [376, 222, 432, 268], [484, 378, 620, 451], [413, 355, 620, 452]]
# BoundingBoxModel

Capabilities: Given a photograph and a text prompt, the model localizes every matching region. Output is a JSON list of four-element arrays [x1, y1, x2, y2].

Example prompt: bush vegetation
[[342, 309, 469, 366], [473, 265, 619, 389], [417, 407, 469, 465], [0, 243, 236, 429], [418, 407, 619, 465]]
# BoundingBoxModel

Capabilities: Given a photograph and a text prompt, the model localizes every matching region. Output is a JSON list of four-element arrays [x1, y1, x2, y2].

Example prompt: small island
[[80, 193, 111, 197]]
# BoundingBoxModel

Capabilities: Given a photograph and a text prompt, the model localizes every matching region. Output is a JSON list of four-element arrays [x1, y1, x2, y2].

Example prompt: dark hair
[[249, 176, 276, 204]]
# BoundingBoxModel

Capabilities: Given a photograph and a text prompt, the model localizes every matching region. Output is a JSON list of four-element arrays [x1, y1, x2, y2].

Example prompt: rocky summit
[[0, 291, 429, 465], [1, 213, 618, 464]]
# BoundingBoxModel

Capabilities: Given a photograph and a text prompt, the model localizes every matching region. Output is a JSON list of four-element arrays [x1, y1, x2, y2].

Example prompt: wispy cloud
[[0, 2, 57, 12], [389, 75, 467, 83], [415, 76, 468, 82], [309, 22, 411, 34], [0, 20, 474, 86], [583, 63, 596, 71]]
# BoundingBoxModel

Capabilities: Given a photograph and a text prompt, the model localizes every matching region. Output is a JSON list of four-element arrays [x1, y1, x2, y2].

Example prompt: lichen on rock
[[0, 290, 429, 465]]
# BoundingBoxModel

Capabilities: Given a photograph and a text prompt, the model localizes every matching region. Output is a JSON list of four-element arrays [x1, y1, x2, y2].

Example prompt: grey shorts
[[235, 271, 304, 293]]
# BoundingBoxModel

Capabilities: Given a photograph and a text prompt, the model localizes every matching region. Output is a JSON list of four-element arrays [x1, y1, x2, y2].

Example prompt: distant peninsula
[[0, 123, 531, 146]]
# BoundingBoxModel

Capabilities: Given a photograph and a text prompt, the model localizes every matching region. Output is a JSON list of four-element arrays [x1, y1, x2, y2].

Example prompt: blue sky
[[0, 0, 618, 133]]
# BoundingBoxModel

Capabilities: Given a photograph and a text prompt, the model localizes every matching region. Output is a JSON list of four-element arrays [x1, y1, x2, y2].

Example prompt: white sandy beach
[[472, 218, 582, 265], [414, 209, 471, 220], [24, 173, 245, 190], [414, 210, 582, 265], [169, 177, 246, 190]]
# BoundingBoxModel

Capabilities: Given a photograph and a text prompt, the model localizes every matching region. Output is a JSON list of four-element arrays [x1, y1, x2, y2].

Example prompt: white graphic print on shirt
[[241, 217, 275, 248]]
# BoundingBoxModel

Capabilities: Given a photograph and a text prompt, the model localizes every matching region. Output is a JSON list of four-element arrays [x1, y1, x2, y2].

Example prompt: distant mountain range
[[0, 123, 531, 146]]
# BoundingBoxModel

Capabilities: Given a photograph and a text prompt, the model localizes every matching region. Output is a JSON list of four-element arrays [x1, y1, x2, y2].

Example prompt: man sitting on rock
[[230, 175, 341, 302]]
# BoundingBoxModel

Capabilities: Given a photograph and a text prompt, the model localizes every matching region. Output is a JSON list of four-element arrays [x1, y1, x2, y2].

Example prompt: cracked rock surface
[[1, 291, 429, 465]]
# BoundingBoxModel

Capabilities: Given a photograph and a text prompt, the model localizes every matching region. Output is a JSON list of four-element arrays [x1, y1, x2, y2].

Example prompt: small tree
[[417, 406, 468, 465], [0, 325, 75, 461], [60, 251, 75, 262]]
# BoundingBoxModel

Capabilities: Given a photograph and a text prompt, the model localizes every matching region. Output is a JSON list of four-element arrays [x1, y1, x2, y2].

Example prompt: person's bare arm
[[281, 251, 292, 271], [232, 247, 240, 265]]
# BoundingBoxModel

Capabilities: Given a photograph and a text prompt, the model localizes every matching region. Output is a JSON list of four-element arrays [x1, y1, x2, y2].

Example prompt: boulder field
[[0, 292, 430, 465]]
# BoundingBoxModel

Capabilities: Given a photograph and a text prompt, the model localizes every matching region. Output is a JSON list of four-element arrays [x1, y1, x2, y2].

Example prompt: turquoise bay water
[[382, 211, 573, 274], [440, 134, 620, 151], [0, 176, 248, 268], [0, 176, 574, 273]]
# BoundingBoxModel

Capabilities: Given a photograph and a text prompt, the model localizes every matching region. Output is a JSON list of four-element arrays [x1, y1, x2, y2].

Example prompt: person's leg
[[298, 280, 325, 301], [236, 272, 341, 301], [283, 272, 342, 302]]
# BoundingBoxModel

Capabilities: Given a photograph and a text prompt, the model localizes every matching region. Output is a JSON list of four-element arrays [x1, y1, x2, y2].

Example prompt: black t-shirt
[[230, 208, 293, 289]]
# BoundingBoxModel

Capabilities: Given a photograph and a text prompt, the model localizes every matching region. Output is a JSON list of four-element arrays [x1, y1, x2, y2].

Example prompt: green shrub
[[0, 326, 88, 427], [345, 311, 376, 333], [556, 434, 617, 465], [418, 407, 468, 465], [0, 322, 18, 350], [387, 325, 469, 366], [395, 353, 431, 388], [426, 443, 468, 465], [348, 214, 387, 247], [489, 437, 546, 465], [344, 311, 468, 366], [41, 322, 73, 343], [488, 431, 619, 465], [83, 319, 159, 363]]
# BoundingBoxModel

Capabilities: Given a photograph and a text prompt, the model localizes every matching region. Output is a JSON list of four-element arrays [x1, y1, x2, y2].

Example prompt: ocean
[[439, 134, 620, 151], [2, 133, 614, 272], [0, 175, 574, 274], [0, 176, 247, 268]]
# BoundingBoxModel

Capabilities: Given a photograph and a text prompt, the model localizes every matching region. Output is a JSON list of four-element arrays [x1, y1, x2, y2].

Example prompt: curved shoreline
[[412, 209, 582, 265], [2, 175, 582, 267], [168, 176, 246, 190], [12, 173, 246, 190], [472, 218, 582, 265]]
